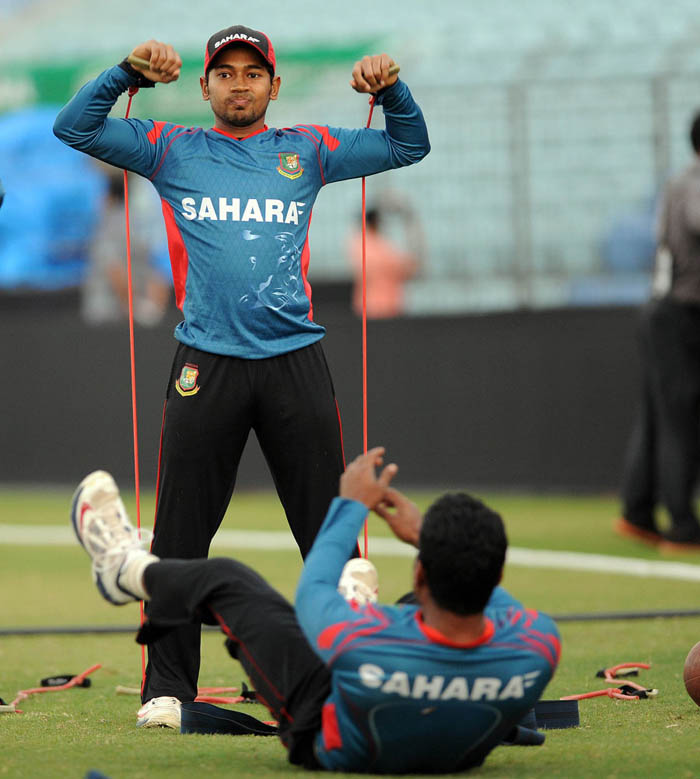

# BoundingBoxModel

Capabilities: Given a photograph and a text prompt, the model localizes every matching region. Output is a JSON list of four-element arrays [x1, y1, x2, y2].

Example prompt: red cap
[[204, 25, 276, 75]]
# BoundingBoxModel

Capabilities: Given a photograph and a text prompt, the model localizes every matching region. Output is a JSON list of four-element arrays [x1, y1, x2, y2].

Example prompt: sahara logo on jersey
[[180, 197, 306, 224], [277, 152, 304, 180], [176, 363, 200, 397], [358, 664, 541, 702]]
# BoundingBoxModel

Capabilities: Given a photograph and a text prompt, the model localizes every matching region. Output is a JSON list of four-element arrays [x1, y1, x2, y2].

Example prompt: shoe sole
[[70, 481, 88, 551], [70, 471, 136, 606], [137, 699, 181, 729], [613, 518, 662, 547], [70, 470, 114, 551], [136, 716, 180, 729]]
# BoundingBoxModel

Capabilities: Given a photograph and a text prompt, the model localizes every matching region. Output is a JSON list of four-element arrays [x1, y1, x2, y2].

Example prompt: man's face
[[201, 45, 280, 133]]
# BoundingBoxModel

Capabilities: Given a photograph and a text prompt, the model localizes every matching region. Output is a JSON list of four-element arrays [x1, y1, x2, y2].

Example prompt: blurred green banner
[[0, 40, 378, 125]]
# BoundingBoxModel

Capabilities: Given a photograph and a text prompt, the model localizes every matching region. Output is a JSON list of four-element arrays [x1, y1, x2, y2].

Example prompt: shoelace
[[93, 530, 153, 575], [88, 509, 153, 574]]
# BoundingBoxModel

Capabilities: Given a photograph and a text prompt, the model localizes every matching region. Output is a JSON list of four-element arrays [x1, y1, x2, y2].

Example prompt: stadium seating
[[3, 0, 700, 309]]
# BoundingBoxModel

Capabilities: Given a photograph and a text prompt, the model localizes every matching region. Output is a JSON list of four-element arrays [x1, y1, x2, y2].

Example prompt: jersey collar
[[415, 611, 495, 648], [210, 125, 269, 141]]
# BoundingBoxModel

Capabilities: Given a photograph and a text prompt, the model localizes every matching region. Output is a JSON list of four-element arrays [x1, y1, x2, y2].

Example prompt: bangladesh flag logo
[[176, 363, 200, 397], [277, 152, 304, 180]]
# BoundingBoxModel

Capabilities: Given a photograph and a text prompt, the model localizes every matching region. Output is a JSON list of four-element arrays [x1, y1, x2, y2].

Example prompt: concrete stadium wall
[[1, 289, 641, 492]]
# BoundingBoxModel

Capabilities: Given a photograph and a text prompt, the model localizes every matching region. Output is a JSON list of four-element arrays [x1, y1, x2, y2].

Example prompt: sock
[[118, 551, 159, 600]]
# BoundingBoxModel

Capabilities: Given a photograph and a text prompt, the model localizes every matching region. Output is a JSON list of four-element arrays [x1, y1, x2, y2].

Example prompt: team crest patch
[[277, 152, 304, 180], [176, 363, 200, 397]]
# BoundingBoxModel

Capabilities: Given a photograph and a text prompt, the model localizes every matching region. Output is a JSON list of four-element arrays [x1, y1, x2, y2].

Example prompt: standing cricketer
[[54, 25, 430, 726]]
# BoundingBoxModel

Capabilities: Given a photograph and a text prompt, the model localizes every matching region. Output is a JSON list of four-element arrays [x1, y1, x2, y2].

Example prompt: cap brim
[[205, 40, 274, 74]]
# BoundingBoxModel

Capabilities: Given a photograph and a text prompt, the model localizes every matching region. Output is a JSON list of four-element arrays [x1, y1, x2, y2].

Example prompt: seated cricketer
[[71, 448, 560, 773]]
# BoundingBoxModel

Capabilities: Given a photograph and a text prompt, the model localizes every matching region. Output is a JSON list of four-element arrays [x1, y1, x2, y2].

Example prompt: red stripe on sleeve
[[518, 634, 557, 670], [309, 125, 341, 151], [160, 199, 189, 310], [149, 128, 198, 181], [551, 633, 562, 663], [317, 619, 353, 650], [146, 121, 168, 145], [328, 606, 391, 664], [300, 212, 314, 320], [321, 703, 343, 751], [289, 126, 326, 184], [526, 628, 562, 664]]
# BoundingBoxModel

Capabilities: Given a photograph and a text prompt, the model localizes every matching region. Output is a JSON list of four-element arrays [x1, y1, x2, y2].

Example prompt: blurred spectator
[[347, 192, 424, 318], [601, 197, 657, 275], [617, 111, 700, 550], [83, 165, 171, 326], [0, 177, 4, 209], [0, 107, 103, 290]]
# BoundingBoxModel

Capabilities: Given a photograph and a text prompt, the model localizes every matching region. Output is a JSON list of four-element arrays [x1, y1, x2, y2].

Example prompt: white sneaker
[[71, 470, 154, 605], [137, 696, 182, 729], [337, 558, 379, 606]]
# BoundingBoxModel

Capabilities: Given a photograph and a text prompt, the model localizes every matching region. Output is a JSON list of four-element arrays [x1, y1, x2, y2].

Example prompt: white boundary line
[[4, 524, 700, 582]]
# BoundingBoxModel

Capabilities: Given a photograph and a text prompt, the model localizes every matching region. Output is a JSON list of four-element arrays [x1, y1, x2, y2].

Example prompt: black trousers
[[140, 558, 330, 767], [621, 298, 700, 531], [143, 340, 345, 703]]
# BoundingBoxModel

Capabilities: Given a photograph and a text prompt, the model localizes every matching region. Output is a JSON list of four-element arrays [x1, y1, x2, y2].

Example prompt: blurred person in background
[[0, 177, 4, 209], [348, 192, 423, 319], [83, 165, 171, 326], [617, 111, 700, 551], [0, 106, 105, 291]]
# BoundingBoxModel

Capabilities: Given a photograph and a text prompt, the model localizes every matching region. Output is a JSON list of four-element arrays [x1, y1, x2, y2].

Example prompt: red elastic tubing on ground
[[10, 664, 101, 713]]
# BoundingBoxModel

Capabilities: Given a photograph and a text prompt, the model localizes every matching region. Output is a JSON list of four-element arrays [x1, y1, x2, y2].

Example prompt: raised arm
[[352, 53, 430, 167], [295, 449, 397, 650], [299, 54, 429, 184], [53, 40, 182, 176]]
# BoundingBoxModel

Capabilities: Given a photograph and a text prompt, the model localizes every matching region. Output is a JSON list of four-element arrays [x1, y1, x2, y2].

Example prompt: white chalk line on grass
[[4, 524, 700, 582]]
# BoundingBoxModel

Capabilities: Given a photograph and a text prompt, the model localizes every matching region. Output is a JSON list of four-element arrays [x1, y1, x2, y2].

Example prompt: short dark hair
[[691, 112, 700, 154], [418, 493, 507, 615]]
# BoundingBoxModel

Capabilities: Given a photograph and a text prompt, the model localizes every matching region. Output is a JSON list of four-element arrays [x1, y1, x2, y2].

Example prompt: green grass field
[[3, 486, 700, 778]]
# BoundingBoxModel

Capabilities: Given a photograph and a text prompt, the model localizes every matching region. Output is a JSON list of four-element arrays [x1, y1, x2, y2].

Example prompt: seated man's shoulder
[[487, 607, 560, 674]]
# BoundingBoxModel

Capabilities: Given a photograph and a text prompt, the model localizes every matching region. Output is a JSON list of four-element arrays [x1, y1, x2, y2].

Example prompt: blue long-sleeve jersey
[[296, 499, 561, 774], [53, 67, 429, 358]]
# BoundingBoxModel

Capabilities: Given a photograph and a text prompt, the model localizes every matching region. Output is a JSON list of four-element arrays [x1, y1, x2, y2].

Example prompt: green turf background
[[2, 487, 700, 777]]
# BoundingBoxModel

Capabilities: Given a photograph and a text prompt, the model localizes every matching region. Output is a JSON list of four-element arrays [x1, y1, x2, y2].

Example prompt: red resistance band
[[360, 95, 376, 558], [123, 87, 147, 686], [560, 662, 657, 701], [6, 665, 101, 714]]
